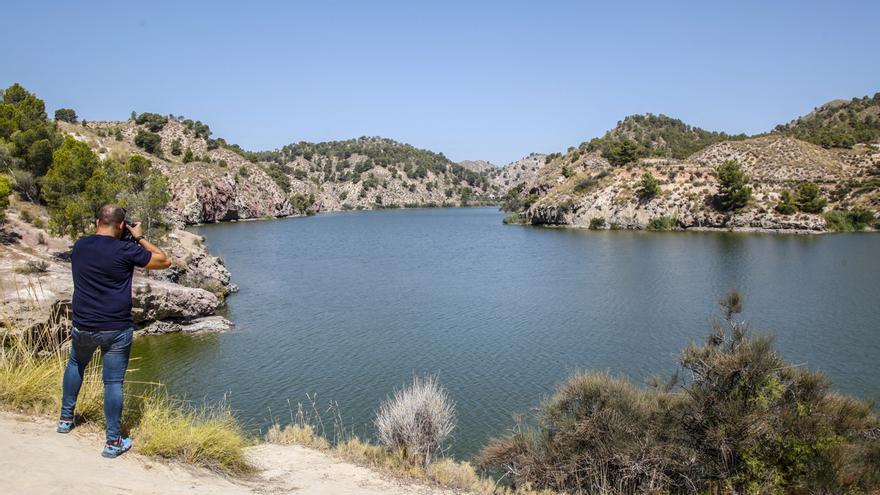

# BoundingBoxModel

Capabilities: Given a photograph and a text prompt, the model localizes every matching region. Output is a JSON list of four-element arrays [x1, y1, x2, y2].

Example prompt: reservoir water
[[131, 207, 880, 458]]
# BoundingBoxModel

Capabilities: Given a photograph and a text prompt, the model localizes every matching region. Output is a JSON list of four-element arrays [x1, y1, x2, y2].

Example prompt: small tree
[[795, 182, 827, 213], [602, 139, 643, 166], [54, 108, 78, 123], [715, 160, 751, 211], [182, 148, 194, 163], [636, 172, 660, 200], [775, 189, 797, 214], [170, 138, 182, 156]]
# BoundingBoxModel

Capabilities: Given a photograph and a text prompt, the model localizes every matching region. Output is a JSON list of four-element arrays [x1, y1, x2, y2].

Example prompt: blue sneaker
[[57, 418, 74, 434], [102, 437, 132, 458]]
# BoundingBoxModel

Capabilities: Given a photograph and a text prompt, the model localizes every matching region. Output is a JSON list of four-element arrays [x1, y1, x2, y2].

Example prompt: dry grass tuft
[[135, 393, 254, 475], [374, 374, 456, 466]]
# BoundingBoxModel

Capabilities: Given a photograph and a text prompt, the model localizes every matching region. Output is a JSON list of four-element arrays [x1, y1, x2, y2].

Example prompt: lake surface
[[131, 207, 880, 459]]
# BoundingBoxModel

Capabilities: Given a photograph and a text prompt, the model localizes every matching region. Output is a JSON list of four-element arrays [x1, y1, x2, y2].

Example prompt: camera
[[119, 208, 138, 243], [120, 219, 137, 243]]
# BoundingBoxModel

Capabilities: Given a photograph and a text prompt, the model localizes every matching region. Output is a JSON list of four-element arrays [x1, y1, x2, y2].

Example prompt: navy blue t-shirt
[[71, 235, 152, 331]]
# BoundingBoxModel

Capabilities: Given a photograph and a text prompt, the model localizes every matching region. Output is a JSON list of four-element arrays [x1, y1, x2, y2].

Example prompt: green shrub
[[636, 172, 660, 200], [0, 174, 11, 216], [795, 182, 827, 213], [290, 193, 314, 213], [502, 212, 522, 224], [588, 217, 605, 230], [480, 293, 880, 494], [182, 148, 194, 163], [775, 189, 797, 214], [824, 208, 874, 232], [170, 138, 182, 156], [647, 215, 677, 230], [134, 130, 161, 154], [14, 260, 48, 274], [715, 160, 752, 211], [134, 112, 168, 132]]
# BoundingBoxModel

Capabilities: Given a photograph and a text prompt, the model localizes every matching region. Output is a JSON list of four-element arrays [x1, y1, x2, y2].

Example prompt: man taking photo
[[57, 204, 171, 458]]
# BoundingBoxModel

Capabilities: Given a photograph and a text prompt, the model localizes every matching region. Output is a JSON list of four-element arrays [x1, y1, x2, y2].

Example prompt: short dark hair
[[97, 204, 126, 227]]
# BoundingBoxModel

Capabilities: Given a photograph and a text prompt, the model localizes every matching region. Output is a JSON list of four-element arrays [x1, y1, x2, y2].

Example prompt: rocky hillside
[[489, 153, 547, 191], [501, 96, 880, 232], [775, 92, 880, 148], [62, 117, 500, 225], [509, 138, 878, 232]]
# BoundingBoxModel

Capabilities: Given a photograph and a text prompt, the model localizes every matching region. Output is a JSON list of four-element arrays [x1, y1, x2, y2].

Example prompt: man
[[57, 204, 171, 458]]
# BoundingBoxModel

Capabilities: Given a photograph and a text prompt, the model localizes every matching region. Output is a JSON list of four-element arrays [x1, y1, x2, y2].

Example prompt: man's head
[[95, 204, 126, 238]]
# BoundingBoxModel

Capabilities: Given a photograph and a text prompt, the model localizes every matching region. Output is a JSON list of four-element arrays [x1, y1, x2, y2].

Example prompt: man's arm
[[126, 222, 172, 270]]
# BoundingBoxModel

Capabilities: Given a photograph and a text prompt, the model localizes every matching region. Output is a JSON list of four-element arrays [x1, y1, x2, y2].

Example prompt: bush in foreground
[[480, 292, 880, 494], [374, 374, 456, 466]]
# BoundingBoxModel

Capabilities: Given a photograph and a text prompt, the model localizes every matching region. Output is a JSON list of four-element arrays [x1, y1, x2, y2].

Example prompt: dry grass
[[266, 391, 556, 495], [0, 300, 254, 475], [135, 393, 254, 475]]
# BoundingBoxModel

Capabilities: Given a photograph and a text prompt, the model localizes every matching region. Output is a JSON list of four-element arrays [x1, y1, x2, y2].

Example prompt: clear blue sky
[[3, 0, 878, 164]]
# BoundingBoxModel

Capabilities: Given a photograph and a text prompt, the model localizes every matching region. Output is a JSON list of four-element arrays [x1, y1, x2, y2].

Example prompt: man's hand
[[125, 221, 144, 239]]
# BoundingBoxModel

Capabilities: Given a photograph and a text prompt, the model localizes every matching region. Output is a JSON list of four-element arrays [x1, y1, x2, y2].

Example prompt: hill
[[61, 120, 498, 225], [500, 98, 880, 232], [774, 92, 880, 148], [581, 113, 747, 164]]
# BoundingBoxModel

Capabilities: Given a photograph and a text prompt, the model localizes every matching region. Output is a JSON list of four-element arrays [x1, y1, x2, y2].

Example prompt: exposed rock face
[[458, 159, 497, 174], [512, 137, 879, 232], [131, 277, 220, 323], [490, 153, 547, 191], [145, 229, 237, 296], [156, 162, 293, 224], [136, 315, 234, 336]]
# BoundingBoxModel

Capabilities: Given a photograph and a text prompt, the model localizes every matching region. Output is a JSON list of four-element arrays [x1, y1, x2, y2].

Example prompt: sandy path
[[0, 412, 451, 495]]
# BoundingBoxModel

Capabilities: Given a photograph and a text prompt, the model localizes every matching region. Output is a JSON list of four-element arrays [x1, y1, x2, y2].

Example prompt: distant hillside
[[582, 113, 747, 165], [58, 121, 498, 224], [774, 93, 880, 148], [503, 134, 878, 232], [457, 159, 496, 174], [488, 153, 546, 191]]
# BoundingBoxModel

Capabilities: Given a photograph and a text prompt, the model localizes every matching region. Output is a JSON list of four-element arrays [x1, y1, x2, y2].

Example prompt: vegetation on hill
[[480, 292, 880, 494], [714, 160, 752, 211], [43, 137, 169, 237], [0, 83, 62, 188], [775, 93, 880, 148], [0, 83, 170, 237], [254, 137, 490, 189], [582, 113, 746, 165]]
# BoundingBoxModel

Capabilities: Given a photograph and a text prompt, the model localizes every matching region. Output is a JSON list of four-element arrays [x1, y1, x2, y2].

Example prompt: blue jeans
[[60, 327, 133, 442]]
